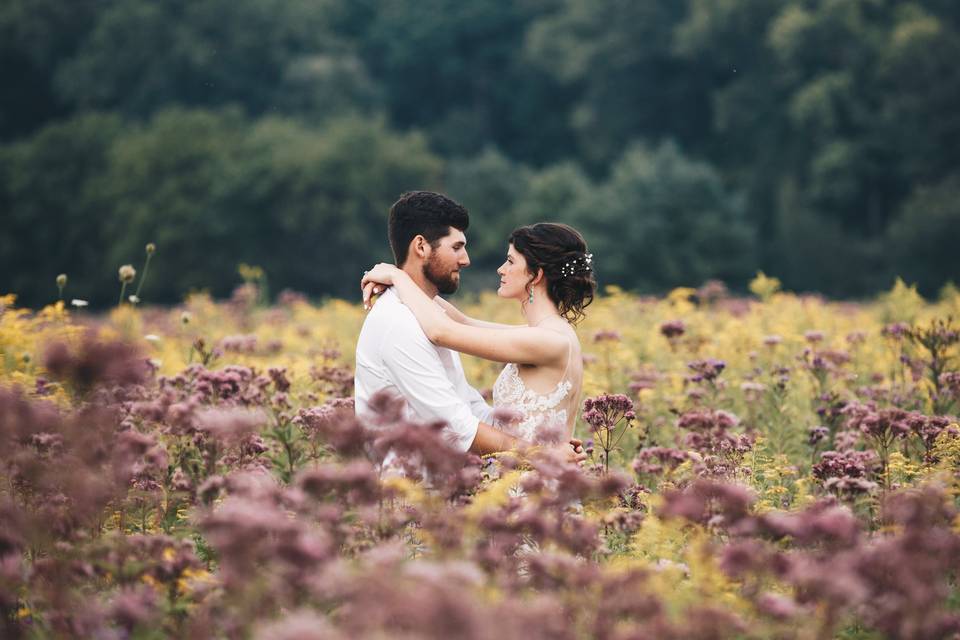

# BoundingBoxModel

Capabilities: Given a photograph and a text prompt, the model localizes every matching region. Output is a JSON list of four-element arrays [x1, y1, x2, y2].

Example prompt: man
[[354, 191, 581, 460]]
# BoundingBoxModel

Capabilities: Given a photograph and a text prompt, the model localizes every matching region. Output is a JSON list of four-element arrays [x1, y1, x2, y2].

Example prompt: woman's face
[[496, 244, 530, 299]]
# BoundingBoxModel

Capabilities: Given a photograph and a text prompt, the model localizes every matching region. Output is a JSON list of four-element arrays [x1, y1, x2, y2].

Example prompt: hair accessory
[[559, 253, 594, 278]]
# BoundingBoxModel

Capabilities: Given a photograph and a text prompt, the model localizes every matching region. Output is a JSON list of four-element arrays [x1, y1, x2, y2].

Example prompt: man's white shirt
[[354, 288, 494, 452]]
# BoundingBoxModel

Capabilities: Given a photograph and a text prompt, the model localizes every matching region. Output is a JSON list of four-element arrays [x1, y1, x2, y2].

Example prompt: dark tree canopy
[[1, 0, 958, 307]]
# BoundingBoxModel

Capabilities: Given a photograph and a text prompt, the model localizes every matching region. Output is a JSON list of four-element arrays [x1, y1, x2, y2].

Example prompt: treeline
[[1, 0, 958, 307]]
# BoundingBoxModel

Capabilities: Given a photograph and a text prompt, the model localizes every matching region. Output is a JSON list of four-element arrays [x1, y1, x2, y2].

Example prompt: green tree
[[441, 148, 531, 279], [229, 115, 443, 298], [512, 161, 593, 227], [96, 107, 251, 303], [97, 109, 443, 303], [675, 0, 960, 295], [888, 175, 960, 295], [274, 54, 383, 121], [55, 0, 351, 118], [570, 141, 755, 291], [0, 112, 126, 307], [876, 4, 960, 186], [2, 0, 960, 300], [0, 0, 102, 138], [526, 0, 704, 168], [350, 0, 574, 163]]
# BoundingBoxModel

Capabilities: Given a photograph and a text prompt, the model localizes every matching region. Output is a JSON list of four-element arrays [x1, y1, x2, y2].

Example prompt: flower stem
[[134, 252, 153, 299]]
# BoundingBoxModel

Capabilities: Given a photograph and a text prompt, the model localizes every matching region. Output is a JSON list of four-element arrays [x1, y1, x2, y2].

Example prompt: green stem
[[134, 253, 153, 298], [118, 281, 127, 306], [878, 439, 890, 492], [610, 421, 631, 451]]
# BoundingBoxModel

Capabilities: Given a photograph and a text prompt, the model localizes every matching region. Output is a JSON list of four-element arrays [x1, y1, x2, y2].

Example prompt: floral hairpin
[[559, 253, 594, 278]]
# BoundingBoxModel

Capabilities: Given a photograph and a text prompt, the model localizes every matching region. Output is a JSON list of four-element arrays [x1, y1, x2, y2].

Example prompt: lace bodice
[[491, 336, 579, 443]]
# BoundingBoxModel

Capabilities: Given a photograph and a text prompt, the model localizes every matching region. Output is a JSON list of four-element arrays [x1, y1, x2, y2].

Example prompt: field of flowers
[[2, 273, 960, 639]]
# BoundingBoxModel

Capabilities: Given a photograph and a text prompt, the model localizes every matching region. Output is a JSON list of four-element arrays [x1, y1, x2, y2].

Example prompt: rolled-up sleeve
[[381, 332, 479, 452]]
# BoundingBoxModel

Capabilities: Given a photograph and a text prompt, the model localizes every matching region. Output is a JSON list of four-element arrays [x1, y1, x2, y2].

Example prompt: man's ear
[[410, 234, 430, 260]]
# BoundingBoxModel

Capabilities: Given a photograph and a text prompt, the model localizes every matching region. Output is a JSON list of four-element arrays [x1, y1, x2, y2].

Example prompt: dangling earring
[[527, 287, 534, 304]]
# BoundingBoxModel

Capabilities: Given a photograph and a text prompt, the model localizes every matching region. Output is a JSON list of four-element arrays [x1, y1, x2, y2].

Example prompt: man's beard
[[423, 254, 460, 295]]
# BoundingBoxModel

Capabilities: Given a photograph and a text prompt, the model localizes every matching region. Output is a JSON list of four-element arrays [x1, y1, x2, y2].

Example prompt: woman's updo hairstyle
[[508, 222, 596, 324]]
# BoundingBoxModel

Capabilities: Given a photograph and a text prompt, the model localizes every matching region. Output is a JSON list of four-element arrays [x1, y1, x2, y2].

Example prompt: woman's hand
[[533, 439, 587, 464], [361, 263, 401, 310]]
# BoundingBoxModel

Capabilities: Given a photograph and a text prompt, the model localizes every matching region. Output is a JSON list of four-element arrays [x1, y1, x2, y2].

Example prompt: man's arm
[[448, 349, 496, 425], [381, 319, 496, 452]]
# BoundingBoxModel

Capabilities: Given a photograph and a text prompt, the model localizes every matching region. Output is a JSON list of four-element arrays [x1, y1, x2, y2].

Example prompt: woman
[[361, 223, 596, 445]]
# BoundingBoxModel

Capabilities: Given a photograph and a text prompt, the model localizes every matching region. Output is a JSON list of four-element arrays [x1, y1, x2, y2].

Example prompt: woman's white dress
[[490, 333, 580, 444]]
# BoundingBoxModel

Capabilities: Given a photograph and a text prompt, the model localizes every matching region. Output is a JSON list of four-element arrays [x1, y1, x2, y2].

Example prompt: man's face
[[423, 228, 470, 295]]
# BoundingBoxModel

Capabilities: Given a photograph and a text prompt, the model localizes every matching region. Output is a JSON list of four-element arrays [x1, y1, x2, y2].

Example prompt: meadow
[[2, 272, 960, 639]]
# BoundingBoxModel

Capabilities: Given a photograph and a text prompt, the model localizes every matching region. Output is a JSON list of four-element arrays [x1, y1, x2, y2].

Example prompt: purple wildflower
[[659, 320, 686, 339]]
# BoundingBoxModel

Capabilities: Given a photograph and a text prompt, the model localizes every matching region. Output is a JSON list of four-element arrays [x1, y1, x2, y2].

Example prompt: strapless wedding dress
[[491, 335, 579, 443], [490, 336, 584, 562]]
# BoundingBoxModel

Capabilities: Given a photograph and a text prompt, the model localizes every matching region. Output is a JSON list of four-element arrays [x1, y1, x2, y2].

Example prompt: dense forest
[[2, 0, 958, 307]]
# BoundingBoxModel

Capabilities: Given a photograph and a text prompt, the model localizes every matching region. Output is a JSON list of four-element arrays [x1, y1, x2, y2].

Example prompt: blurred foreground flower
[[118, 264, 137, 305], [44, 333, 149, 396], [118, 265, 136, 283], [659, 319, 685, 339]]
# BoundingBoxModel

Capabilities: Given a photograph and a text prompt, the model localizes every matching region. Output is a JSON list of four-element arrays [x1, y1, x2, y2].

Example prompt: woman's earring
[[528, 287, 534, 304]]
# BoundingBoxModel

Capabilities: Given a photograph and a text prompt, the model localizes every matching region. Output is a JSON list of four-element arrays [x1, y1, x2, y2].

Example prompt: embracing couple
[[354, 191, 594, 466]]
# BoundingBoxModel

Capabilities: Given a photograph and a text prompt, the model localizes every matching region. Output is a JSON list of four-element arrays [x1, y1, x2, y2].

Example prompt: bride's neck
[[522, 295, 561, 327]]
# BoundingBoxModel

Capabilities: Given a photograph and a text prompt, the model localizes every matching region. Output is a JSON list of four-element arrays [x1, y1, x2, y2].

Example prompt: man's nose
[[460, 250, 470, 267]]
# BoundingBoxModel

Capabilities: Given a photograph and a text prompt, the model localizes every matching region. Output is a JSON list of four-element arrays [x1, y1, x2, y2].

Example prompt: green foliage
[[233, 114, 443, 298], [97, 107, 249, 304], [442, 148, 531, 274], [55, 0, 345, 117], [350, 0, 572, 162], [0, 0, 102, 136], [1, 0, 958, 304], [527, 0, 700, 166], [572, 141, 756, 290], [0, 112, 126, 303], [1, 109, 441, 306], [888, 175, 960, 293]]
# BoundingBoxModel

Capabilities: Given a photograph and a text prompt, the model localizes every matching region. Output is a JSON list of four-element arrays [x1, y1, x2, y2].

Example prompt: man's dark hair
[[388, 191, 469, 266]]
